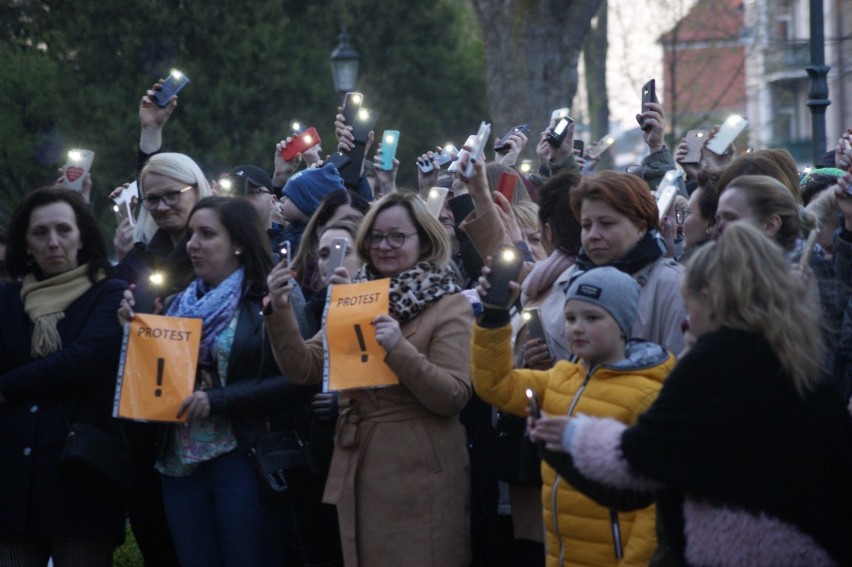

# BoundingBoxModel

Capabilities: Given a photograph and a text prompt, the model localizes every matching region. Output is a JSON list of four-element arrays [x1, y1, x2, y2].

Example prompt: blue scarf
[[167, 268, 244, 368]]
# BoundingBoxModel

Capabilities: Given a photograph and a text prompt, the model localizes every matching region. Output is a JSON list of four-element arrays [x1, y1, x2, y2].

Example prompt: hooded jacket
[[472, 321, 675, 567]]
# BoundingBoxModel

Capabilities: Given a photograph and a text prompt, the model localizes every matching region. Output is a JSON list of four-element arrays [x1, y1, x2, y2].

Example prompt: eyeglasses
[[675, 209, 693, 224], [141, 185, 194, 210], [365, 232, 418, 249], [246, 187, 271, 197]]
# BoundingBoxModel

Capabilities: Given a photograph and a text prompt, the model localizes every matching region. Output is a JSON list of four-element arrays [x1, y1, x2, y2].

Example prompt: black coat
[[202, 288, 318, 454], [621, 328, 852, 565], [0, 278, 126, 542]]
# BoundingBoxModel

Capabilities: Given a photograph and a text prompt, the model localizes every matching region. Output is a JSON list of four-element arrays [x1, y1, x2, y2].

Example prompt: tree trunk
[[471, 0, 604, 141], [583, 0, 609, 142]]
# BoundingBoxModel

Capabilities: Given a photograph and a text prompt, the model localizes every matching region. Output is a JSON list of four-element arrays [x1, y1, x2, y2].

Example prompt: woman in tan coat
[[265, 192, 472, 566]]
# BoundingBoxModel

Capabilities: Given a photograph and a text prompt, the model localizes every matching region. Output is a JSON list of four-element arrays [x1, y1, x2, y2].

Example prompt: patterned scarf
[[20, 264, 100, 358], [355, 261, 461, 322], [166, 268, 244, 368]]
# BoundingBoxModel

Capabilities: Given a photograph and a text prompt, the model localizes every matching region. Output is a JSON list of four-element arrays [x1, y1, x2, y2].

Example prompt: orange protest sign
[[323, 278, 398, 391], [113, 313, 201, 422]]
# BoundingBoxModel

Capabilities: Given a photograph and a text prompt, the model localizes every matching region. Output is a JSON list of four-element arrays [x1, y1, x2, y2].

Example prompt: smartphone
[[641, 79, 658, 110], [276, 240, 292, 266], [483, 244, 523, 307], [281, 127, 321, 162], [450, 137, 475, 173], [379, 130, 400, 171], [706, 115, 748, 155], [434, 144, 457, 167], [154, 69, 189, 107], [525, 388, 542, 420], [112, 181, 138, 226], [681, 130, 709, 164], [326, 237, 348, 278], [425, 186, 449, 219], [227, 174, 248, 196], [342, 92, 363, 125], [656, 170, 682, 221], [461, 122, 492, 178], [573, 139, 585, 156], [113, 201, 134, 226], [586, 135, 615, 160], [546, 117, 573, 148], [640, 79, 658, 129], [61, 149, 95, 191], [327, 151, 352, 173], [417, 156, 435, 174], [494, 124, 530, 153], [550, 108, 570, 123], [350, 108, 378, 144], [521, 308, 546, 342], [497, 171, 516, 201]]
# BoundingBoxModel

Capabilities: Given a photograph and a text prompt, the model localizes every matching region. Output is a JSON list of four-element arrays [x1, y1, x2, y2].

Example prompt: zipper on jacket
[[610, 508, 624, 559], [552, 364, 597, 565]]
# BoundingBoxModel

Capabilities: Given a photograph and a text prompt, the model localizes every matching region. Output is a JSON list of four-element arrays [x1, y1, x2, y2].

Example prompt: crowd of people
[[1, 76, 852, 567]]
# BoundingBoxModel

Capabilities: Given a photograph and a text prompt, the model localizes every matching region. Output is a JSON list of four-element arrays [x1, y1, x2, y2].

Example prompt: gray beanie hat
[[564, 266, 641, 340]]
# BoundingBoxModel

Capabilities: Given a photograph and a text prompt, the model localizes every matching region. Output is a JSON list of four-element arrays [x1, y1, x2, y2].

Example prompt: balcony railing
[[765, 41, 811, 74]]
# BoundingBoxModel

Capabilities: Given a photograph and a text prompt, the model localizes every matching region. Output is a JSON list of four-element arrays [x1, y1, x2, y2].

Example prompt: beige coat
[[266, 293, 473, 567]]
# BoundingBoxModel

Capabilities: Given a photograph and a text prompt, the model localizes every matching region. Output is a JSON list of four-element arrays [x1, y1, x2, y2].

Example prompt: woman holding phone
[[119, 197, 312, 567], [266, 191, 473, 566]]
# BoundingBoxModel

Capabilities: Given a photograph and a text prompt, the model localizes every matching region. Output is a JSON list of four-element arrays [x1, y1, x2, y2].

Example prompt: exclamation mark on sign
[[354, 324, 368, 362], [155, 357, 164, 397]]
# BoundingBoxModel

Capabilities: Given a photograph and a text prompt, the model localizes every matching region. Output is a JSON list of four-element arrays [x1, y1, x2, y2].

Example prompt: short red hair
[[570, 171, 658, 232]]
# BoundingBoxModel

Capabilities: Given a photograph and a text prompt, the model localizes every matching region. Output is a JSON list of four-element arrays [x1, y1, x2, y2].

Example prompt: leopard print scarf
[[355, 261, 461, 322]]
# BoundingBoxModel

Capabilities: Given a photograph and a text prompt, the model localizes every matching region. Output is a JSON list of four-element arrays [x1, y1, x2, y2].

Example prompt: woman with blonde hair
[[530, 222, 852, 565], [511, 200, 545, 261], [112, 152, 215, 566], [266, 191, 472, 565]]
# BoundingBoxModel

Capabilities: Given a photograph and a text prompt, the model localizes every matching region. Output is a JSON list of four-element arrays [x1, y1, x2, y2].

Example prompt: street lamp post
[[806, 0, 830, 164], [330, 27, 360, 98]]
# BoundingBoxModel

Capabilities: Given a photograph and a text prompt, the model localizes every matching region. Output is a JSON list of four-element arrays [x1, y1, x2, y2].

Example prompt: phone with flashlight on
[[154, 69, 189, 107], [482, 244, 524, 307], [526, 388, 542, 420]]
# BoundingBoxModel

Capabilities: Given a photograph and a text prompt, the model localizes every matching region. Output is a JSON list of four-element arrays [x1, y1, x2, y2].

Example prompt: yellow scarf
[[20, 264, 101, 358]]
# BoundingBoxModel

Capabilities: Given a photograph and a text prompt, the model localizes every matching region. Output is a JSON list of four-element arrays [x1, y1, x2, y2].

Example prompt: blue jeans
[[160, 450, 285, 567]]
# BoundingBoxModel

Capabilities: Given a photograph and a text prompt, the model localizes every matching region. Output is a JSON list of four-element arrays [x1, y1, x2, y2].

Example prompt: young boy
[[472, 266, 675, 567]]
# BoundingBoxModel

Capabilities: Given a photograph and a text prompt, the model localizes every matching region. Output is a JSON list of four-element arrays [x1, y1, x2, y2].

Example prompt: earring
[[235, 250, 242, 256]]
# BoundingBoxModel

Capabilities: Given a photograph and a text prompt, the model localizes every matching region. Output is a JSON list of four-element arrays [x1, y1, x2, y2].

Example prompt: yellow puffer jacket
[[472, 322, 675, 567]]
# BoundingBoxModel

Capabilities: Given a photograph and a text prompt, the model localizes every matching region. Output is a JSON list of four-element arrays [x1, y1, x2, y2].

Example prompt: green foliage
[[113, 524, 143, 567], [0, 0, 486, 231]]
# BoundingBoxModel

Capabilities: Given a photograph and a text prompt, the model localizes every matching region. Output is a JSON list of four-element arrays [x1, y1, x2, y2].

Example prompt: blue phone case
[[380, 130, 400, 171], [154, 73, 190, 107]]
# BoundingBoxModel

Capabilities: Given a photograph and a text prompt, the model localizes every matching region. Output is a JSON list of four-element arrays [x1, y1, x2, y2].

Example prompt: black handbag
[[253, 429, 317, 499], [58, 422, 134, 503]]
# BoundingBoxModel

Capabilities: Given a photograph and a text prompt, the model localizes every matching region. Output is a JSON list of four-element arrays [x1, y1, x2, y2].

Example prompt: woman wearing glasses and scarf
[[266, 191, 473, 566], [110, 152, 216, 567]]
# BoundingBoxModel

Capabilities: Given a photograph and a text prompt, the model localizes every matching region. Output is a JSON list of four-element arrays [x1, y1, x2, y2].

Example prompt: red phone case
[[497, 172, 516, 201], [281, 127, 321, 162]]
